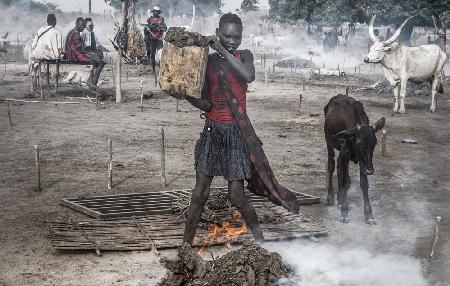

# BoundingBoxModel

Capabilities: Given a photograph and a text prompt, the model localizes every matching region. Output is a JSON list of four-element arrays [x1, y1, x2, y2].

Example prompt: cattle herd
[[324, 14, 446, 224]]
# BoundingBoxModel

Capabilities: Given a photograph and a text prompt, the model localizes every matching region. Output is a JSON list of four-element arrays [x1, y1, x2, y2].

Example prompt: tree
[[104, 0, 222, 16], [269, 0, 450, 45], [241, 0, 259, 13]]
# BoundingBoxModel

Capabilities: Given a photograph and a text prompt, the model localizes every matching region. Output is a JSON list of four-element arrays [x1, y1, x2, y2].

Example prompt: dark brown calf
[[324, 94, 385, 224]]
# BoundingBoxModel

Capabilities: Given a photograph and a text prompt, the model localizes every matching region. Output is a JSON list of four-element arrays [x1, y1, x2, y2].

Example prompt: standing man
[[65, 17, 106, 87], [144, 6, 167, 72]]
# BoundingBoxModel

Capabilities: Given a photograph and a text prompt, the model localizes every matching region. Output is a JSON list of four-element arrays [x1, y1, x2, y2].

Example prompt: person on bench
[[31, 14, 63, 60], [65, 17, 106, 87], [82, 18, 107, 54], [29, 13, 63, 90]]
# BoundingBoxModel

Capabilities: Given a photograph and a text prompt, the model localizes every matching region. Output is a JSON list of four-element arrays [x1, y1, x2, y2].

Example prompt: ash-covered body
[[364, 15, 446, 113], [324, 94, 385, 224]]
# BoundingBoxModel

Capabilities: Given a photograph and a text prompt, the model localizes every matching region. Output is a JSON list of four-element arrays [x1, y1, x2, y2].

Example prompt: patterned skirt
[[195, 119, 251, 181]]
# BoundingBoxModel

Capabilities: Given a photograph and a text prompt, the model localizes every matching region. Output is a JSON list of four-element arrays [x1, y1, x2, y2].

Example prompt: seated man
[[65, 17, 105, 86], [30, 13, 63, 60], [81, 18, 107, 53], [29, 14, 63, 90]]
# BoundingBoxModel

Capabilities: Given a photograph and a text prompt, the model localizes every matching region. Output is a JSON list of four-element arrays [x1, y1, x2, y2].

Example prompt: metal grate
[[61, 188, 320, 219], [50, 203, 328, 252]]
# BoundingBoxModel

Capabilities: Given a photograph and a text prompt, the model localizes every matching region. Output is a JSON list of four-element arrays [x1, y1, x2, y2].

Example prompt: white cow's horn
[[383, 17, 413, 45], [369, 14, 379, 42]]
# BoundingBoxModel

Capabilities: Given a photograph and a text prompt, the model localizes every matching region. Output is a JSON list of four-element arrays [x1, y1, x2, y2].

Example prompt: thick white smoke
[[265, 241, 428, 286]]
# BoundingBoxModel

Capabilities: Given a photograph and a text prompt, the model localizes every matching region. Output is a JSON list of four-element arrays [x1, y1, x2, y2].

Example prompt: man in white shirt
[[30, 14, 63, 61]]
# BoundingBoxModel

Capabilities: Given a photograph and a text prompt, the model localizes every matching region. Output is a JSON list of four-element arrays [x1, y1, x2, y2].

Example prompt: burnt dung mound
[[159, 241, 290, 286]]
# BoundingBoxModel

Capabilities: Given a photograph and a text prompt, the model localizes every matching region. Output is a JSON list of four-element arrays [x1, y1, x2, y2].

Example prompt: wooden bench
[[37, 59, 96, 99]]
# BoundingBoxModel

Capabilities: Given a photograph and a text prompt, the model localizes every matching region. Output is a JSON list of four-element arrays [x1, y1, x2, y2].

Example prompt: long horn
[[369, 14, 379, 42], [383, 16, 413, 45]]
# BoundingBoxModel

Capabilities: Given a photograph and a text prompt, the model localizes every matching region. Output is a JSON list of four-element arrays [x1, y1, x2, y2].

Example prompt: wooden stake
[[96, 84, 100, 109], [7, 102, 12, 127], [298, 93, 302, 115], [176, 100, 180, 112], [263, 53, 266, 68], [264, 71, 268, 85], [354, 66, 357, 73], [381, 129, 387, 157], [126, 70, 129, 81], [111, 66, 115, 85], [108, 139, 113, 190], [115, 0, 127, 103], [160, 127, 166, 188], [140, 80, 144, 112], [302, 83, 305, 91], [34, 145, 40, 192], [345, 85, 349, 96], [273, 63, 275, 73], [429, 216, 442, 260]]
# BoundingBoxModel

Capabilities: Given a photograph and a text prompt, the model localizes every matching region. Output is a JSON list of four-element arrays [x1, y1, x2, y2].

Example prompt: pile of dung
[[164, 27, 208, 48], [159, 241, 290, 286]]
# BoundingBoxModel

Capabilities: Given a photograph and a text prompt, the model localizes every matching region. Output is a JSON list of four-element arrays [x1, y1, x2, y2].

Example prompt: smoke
[[265, 240, 428, 286]]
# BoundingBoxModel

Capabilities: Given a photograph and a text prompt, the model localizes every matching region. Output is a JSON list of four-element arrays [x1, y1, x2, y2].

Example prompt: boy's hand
[[167, 85, 187, 100], [206, 35, 224, 53]]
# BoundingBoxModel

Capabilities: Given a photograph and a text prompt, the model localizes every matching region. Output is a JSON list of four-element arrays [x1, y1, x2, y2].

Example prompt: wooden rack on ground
[[36, 59, 96, 100], [60, 188, 321, 219], [49, 203, 328, 252]]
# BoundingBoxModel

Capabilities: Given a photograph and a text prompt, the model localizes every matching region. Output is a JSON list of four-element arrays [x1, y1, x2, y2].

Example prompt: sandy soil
[[0, 58, 449, 286]]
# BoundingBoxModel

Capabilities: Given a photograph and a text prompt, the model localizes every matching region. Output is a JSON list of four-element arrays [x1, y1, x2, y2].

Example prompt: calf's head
[[333, 117, 385, 175], [364, 14, 411, 63]]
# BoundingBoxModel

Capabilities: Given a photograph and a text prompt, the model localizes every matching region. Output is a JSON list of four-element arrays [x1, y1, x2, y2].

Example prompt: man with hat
[[144, 6, 167, 72]]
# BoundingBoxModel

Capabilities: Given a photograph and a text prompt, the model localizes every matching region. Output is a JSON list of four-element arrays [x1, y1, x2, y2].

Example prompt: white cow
[[364, 15, 446, 113]]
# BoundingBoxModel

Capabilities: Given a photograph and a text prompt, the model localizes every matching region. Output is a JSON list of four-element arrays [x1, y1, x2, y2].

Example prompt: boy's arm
[[207, 36, 255, 83], [185, 76, 211, 112]]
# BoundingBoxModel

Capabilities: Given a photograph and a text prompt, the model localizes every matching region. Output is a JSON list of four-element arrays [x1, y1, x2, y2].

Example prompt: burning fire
[[199, 211, 248, 253]]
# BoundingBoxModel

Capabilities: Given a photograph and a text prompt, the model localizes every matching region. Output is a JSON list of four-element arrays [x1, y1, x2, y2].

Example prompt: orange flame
[[198, 211, 247, 253]]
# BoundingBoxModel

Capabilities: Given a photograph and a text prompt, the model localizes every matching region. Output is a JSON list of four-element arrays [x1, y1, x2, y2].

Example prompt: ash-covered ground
[[1, 7, 450, 285]]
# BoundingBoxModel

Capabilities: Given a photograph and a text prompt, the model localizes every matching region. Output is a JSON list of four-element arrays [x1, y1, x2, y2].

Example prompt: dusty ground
[[0, 55, 449, 285]]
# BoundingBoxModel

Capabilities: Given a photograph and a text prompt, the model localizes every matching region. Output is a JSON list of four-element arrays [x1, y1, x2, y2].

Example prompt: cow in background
[[324, 94, 385, 224], [0, 32, 10, 53], [364, 14, 446, 113]]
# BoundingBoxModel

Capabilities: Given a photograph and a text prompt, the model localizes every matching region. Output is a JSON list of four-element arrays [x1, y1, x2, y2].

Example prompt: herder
[[30, 14, 63, 60], [81, 18, 105, 53], [65, 17, 106, 87], [29, 13, 63, 90], [167, 13, 299, 245], [144, 6, 167, 72]]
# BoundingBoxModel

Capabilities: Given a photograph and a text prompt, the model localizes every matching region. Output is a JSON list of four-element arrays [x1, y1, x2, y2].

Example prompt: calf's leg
[[339, 155, 350, 223], [326, 145, 336, 206], [360, 164, 375, 224]]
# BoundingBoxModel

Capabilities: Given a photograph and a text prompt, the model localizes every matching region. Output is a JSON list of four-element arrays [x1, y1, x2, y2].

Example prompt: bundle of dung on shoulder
[[164, 27, 208, 48]]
